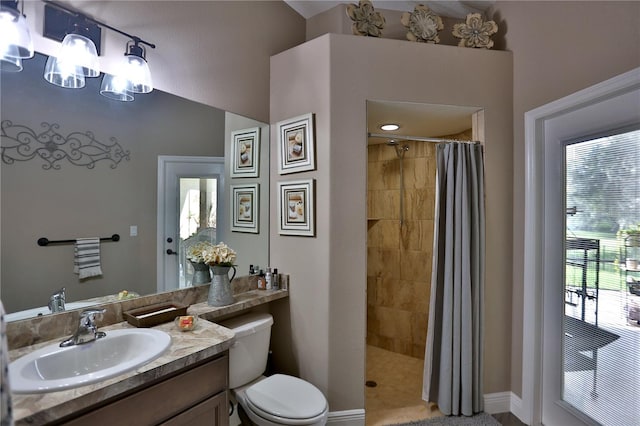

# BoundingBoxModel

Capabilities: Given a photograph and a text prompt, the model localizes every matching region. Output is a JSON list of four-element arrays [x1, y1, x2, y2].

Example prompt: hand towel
[[73, 238, 103, 279], [1, 300, 13, 426]]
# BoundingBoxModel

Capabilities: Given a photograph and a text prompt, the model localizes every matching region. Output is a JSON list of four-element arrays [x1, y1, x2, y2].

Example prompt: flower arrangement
[[186, 241, 237, 266], [186, 241, 215, 264], [203, 241, 237, 267]]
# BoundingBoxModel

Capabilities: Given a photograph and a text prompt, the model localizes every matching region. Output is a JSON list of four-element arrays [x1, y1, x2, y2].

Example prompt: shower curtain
[[422, 142, 485, 416]]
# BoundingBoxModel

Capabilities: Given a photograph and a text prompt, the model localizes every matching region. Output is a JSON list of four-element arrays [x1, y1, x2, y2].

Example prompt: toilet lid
[[246, 374, 327, 420]]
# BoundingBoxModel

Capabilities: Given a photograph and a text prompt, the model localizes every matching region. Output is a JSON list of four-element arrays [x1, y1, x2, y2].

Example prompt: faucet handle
[[80, 308, 106, 325], [48, 287, 66, 313], [51, 287, 66, 299]]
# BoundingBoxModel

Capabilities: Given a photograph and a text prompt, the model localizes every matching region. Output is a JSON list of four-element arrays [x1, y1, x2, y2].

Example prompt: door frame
[[522, 67, 640, 425], [156, 155, 226, 293]]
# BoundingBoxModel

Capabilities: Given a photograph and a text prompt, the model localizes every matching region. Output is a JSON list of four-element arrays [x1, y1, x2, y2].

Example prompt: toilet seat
[[241, 374, 328, 425]]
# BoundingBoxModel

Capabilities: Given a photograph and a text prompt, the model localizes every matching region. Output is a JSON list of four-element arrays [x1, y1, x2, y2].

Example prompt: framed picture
[[231, 184, 259, 233], [277, 113, 315, 174], [278, 179, 315, 236], [230, 127, 260, 177]]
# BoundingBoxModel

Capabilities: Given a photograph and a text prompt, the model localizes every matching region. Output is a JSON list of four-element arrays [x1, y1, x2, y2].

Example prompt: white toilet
[[220, 312, 329, 426]]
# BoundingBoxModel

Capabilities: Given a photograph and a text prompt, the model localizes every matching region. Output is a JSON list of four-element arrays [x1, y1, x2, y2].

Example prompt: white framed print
[[231, 183, 259, 233], [278, 179, 315, 236], [277, 113, 315, 174], [230, 127, 260, 177]]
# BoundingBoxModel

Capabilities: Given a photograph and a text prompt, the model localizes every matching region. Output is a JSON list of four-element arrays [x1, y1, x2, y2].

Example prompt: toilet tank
[[219, 312, 274, 389]]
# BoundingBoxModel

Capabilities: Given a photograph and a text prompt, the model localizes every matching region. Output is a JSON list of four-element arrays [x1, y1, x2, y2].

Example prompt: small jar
[[174, 315, 197, 331]]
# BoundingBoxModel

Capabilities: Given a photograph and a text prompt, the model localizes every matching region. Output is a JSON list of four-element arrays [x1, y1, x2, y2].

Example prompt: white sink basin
[[9, 329, 171, 393]]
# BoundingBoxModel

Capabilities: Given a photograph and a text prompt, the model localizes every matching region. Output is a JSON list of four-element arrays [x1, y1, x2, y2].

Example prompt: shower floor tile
[[366, 345, 442, 425]]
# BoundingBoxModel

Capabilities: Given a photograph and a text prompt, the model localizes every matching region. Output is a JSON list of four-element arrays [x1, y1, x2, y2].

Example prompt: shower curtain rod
[[368, 133, 480, 144]]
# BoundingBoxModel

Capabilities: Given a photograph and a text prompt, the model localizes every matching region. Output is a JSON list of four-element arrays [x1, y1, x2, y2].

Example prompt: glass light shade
[[100, 73, 134, 102], [0, 10, 34, 59], [1, 43, 22, 72], [55, 33, 100, 78], [124, 54, 153, 93], [44, 55, 85, 88]]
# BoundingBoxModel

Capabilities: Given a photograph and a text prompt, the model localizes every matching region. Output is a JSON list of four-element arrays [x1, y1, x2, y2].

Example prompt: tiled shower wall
[[367, 140, 437, 359]]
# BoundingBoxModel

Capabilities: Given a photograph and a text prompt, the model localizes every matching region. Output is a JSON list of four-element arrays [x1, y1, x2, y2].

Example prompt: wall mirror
[[0, 53, 269, 320]]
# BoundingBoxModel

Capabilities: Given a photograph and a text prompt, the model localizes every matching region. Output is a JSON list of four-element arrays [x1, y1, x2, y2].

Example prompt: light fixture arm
[[42, 0, 156, 50]]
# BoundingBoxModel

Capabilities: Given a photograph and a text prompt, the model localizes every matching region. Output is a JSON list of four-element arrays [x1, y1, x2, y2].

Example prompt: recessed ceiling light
[[380, 123, 399, 131]]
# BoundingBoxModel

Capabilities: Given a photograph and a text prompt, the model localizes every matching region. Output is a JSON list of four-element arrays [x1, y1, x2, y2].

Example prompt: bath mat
[[390, 412, 501, 426]]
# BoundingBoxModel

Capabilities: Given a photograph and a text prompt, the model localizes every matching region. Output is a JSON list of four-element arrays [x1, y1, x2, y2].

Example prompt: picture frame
[[230, 127, 260, 177], [278, 179, 315, 236], [277, 113, 315, 174], [230, 183, 259, 233]]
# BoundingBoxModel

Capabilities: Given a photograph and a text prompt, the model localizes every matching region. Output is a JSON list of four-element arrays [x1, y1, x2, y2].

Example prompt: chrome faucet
[[60, 308, 107, 347], [48, 287, 66, 313]]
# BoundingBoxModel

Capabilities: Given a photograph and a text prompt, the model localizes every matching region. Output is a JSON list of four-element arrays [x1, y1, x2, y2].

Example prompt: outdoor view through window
[[563, 128, 640, 425]]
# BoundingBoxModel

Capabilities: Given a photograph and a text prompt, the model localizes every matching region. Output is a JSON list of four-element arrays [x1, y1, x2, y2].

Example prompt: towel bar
[[37, 234, 120, 246]]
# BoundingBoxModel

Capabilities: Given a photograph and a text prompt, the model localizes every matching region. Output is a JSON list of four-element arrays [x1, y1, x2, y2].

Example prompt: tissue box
[[124, 302, 188, 327]]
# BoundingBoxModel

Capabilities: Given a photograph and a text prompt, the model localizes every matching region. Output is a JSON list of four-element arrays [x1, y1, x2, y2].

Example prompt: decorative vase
[[208, 265, 236, 306], [189, 261, 211, 285]]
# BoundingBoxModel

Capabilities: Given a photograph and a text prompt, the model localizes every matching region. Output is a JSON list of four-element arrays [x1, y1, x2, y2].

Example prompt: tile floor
[[365, 345, 442, 425], [365, 345, 526, 426]]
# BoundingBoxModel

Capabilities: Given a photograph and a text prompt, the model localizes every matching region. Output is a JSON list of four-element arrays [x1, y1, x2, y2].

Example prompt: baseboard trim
[[510, 392, 524, 422], [484, 392, 526, 424], [484, 391, 512, 414], [329, 395, 523, 426], [327, 409, 366, 425]]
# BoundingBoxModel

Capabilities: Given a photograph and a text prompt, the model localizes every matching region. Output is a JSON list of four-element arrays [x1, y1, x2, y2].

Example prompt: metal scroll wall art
[[1, 120, 130, 170]]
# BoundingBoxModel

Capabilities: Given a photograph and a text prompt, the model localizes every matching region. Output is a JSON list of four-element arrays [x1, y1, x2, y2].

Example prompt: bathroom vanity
[[8, 288, 288, 425], [63, 354, 229, 426]]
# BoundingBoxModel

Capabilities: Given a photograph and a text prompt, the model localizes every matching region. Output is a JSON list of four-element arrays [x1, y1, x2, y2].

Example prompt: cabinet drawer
[[160, 391, 228, 426], [63, 354, 228, 425]]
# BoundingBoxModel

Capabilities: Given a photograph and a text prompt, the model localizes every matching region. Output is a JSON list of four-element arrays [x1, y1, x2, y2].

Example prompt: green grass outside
[[566, 230, 628, 291]]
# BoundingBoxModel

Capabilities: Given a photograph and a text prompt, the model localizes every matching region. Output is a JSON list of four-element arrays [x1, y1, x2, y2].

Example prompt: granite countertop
[[10, 289, 288, 425]]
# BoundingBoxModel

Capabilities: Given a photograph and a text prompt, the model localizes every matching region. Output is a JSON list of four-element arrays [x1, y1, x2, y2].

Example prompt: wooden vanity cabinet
[[61, 353, 229, 426]]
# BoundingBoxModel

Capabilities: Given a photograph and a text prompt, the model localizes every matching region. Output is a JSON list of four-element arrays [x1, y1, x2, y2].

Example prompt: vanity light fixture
[[100, 38, 153, 101], [0, 0, 34, 72], [122, 39, 153, 94], [44, 22, 101, 86], [42, 0, 156, 101], [99, 72, 134, 102], [380, 123, 400, 131]]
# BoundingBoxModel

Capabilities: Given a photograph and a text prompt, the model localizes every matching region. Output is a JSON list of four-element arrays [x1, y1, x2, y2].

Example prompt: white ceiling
[[367, 101, 481, 144], [285, 1, 494, 20]]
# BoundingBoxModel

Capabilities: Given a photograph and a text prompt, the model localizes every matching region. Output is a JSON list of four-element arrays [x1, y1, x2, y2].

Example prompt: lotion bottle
[[257, 271, 266, 290], [265, 267, 272, 290]]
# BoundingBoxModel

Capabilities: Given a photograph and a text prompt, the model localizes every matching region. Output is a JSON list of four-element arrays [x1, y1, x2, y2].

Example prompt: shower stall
[[366, 136, 439, 424], [366, 137, 435, 359]]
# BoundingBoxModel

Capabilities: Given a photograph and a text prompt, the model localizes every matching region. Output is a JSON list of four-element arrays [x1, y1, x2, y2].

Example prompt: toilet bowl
[[220, 313, 328, 426]]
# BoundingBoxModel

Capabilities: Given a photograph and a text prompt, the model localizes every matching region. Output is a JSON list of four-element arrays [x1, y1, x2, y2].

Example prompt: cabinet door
[[62, 355, 228, 426], [160, 391, 228, 426]]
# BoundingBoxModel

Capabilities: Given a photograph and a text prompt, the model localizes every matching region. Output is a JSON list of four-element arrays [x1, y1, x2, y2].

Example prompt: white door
[[523, 69, 640, 426], [541, 81, 640, 426], [157, 156, 225, 293]]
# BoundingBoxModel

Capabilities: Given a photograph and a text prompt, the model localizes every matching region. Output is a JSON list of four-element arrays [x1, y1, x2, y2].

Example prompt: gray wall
[[269, 33, 513, 411]]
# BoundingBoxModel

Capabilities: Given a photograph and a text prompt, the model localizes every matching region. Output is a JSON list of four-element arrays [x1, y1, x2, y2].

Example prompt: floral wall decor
[[400, 4, 443, 44], [452, 13, 498, 49], [346, 0, 385, 37]]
